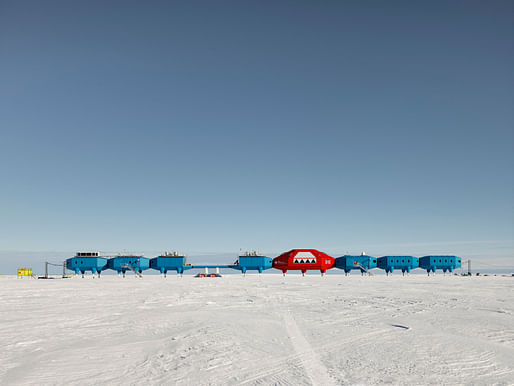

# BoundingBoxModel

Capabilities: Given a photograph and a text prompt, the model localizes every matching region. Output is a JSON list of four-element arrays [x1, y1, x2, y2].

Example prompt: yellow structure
[[17, 267, 33, 277]]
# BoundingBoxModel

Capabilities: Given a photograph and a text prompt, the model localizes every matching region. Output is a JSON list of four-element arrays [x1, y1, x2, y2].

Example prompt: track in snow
[[282, 311, 336, 386]]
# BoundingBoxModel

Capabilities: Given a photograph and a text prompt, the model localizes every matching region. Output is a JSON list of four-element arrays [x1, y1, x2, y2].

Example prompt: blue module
[[419, 255, 461, 274], [150, 252, 192, 276], [108, 255, 150, 276], [232, 252, 273, 274], [377, 256, 420, 275], [66, 252, 108, 276], [335, 255, 377, 275]]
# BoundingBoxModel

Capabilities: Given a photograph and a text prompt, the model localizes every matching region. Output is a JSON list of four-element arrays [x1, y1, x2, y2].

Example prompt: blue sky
[[0, 1, 512, 273]]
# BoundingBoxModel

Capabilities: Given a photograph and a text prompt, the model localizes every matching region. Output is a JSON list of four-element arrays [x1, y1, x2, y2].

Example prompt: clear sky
[[0, 1, 513, 272]]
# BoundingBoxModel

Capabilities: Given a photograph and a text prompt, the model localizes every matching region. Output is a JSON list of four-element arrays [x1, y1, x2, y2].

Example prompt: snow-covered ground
[[1, 274, 513, 385]]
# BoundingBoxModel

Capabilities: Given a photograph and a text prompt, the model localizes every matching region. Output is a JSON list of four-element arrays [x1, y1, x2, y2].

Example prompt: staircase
[[121, 264, 142, 278], [354, 262, 373, 275]]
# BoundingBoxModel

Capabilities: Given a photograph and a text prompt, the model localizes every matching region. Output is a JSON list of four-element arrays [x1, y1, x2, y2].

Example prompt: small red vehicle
[[194, 273, 222, 278], [272, 249, 335, 276]]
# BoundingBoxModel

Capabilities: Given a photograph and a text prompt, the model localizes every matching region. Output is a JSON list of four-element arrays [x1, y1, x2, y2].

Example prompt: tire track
[[282, 311, 336, 386], [238, 328, 384, 385]]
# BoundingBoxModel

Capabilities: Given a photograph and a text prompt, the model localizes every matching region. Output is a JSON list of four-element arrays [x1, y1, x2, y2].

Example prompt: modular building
[[272, 249, 335, 275], [150, 252, 192, 276], [377, 256, 419, 275], [108, 255, 150, 276], [232, 251, 273, 274], [419, 255, 461, 274], [335, 255, 377, 274], [66, 252, 108, 276]]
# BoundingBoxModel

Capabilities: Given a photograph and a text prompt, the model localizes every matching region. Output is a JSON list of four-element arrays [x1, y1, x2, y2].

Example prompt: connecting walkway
[[190, 264, 235, 269]]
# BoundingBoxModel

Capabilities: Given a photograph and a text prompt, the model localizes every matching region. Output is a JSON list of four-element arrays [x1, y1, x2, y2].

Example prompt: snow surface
[[1, 274, 513, 385]]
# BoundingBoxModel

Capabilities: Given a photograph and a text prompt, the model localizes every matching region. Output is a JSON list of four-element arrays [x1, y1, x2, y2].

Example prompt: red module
[[272, 249, 335, 276]]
